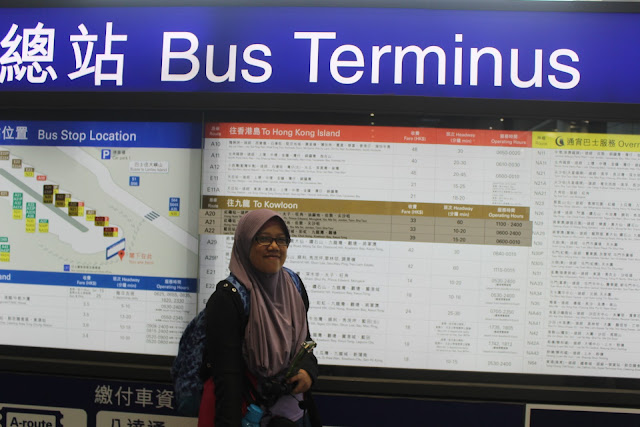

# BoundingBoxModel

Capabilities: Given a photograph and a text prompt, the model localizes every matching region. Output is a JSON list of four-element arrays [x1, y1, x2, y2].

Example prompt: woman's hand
[[287, 369, 312, 394]]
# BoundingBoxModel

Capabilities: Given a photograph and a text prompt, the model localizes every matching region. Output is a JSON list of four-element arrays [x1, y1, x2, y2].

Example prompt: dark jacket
[[203, 274, 321, 427]]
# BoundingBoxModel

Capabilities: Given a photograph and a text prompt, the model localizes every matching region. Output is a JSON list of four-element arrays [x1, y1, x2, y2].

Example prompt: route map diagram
[[0, 145, 199, 275]]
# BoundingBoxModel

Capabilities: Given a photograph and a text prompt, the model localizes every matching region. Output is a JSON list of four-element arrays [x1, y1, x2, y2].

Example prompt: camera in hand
[[258, 376, 293, 407], [257, 340, 317, 407]]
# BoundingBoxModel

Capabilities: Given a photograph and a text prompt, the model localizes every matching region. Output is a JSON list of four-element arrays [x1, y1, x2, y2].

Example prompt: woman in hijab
[[200, 209, 321, 427]]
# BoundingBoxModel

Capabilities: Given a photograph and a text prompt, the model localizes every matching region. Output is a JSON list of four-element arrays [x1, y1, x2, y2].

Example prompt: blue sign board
[[0, 120, 202, 148], [169, 197, 180, 211], [0, 269, 197, 292], [0, 7, 639, 103]]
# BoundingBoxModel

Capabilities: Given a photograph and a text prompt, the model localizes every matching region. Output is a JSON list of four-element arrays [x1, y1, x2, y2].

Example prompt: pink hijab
[[229, 209, 308, 379]]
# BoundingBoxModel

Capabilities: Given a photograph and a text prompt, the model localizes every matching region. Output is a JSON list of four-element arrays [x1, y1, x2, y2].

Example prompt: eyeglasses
[[254, 235, 291, 247]]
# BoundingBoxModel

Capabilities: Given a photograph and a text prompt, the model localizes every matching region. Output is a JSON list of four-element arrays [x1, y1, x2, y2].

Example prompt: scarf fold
[[229, 209, 308, 379]]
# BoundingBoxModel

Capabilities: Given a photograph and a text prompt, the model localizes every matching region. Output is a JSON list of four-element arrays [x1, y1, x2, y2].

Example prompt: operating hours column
[[478, 133, 531, 373], [387, 129, 436, 369]]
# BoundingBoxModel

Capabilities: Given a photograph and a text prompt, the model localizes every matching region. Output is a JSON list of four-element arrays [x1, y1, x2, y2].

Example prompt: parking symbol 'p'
[[101, 149, 111, 160]]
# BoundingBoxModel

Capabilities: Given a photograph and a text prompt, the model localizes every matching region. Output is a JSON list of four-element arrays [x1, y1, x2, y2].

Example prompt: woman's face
[[249, 218, 288, 274]]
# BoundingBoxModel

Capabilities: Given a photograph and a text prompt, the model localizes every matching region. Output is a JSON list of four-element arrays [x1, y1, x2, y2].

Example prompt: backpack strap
[[225, 268, 303, 316], [225, 274, 250, 316]]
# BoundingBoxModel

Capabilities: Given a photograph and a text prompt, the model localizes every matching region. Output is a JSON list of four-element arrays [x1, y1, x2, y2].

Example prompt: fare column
[[388, 203, 433, 369], [66, 277, 107, 349], [387, 127, 436, 369]]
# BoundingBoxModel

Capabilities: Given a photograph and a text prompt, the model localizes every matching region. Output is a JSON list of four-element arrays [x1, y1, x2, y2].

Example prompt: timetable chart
[[0, 271, 196, 353], [200, 122, 640, 380], [527, 132, 640, 377], [199, 200, 531, 246], [202, 124, 531, 206]]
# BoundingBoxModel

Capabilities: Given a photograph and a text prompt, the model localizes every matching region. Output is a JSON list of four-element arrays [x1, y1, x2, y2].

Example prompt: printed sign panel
[[0, 7, 639, 103], [199, 122, 640, 379], [0, 120, 201, 356]]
